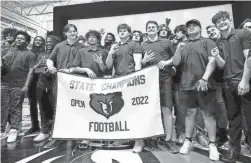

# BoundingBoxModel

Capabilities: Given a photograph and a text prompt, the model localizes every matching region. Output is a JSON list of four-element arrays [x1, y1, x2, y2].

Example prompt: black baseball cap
[[186, 19, 201, 28]]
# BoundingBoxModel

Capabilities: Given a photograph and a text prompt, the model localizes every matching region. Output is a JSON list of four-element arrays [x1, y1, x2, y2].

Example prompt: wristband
[[201, 78, 208, 82]]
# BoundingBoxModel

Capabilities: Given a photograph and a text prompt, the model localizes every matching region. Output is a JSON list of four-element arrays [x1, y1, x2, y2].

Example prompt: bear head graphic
[[89, 92, 124, 119]]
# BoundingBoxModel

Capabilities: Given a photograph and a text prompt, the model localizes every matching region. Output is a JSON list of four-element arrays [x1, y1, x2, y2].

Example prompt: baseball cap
[[186, 19, 201, 28]]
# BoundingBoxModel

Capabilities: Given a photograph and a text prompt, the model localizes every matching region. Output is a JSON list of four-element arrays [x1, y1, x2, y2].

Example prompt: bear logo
[[89, 92, 124, 119]]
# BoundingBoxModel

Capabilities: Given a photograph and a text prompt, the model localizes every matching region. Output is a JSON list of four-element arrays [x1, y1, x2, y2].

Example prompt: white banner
[[52, 66, 164, 140]]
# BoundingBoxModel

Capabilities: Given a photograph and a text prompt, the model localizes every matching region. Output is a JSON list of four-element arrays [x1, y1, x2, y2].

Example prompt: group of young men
[[1, 10, 251, 163]]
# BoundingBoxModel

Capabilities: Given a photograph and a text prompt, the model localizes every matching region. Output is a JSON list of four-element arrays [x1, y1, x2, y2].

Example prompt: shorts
[[159, 78, 172, 108], [180, 90, 217, 115]]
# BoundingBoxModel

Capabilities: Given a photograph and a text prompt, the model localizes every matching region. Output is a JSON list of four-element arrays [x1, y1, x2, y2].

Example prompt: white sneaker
[[34, 133, 49, 142], [179, 139, 193, 154], [1, 132, 7, 139], [209, 143, 219, 161], [179, 133, 186, 144], [133, 140, 145, 153], [7, 129, 18, 143]]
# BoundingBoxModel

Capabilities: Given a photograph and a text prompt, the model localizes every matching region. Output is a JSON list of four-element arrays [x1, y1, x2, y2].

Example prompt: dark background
[[53, 1, 251, 38]]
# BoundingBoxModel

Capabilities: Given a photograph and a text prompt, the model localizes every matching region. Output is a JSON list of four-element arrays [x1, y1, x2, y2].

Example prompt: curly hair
[[212, 11, 230, 24], [1, 28, 18, 40], [14, 30, 31, 44], [106, 32, 116, 43], [85, 30, 102, 43], [46, 35, 61, 51]]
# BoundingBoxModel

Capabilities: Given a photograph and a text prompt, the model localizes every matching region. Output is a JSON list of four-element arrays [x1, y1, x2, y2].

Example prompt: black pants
[[27, 75, 39, 129], [36, 85, 53, 134], [223, 87, 251, 152]]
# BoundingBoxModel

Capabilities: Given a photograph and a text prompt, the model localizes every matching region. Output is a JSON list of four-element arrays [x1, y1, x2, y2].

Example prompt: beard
[[105, 40, 113, 46]]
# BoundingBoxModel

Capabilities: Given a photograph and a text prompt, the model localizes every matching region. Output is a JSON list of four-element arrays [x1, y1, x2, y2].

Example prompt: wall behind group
[[54, 1, 251, 39], [69, 4, 233, 42]]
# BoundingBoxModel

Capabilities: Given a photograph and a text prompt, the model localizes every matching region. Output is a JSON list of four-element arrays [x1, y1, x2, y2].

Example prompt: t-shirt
[[49, 40, 84, 69], [172, 40, 188, 85], [35, 51, 55, 89], [141, 38, 175, 81], [217, 28, 251, 88], [73, 47, 108, 77], [2, 47, 36, 87], [178, 37, 217, 91], [1, 46, 15, 83], [112, 39, 143, 76]]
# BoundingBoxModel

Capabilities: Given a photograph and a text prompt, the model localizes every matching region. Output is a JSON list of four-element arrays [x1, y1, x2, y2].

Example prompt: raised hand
[[109, 43, 119, 55], [92, 53, 103, 64]]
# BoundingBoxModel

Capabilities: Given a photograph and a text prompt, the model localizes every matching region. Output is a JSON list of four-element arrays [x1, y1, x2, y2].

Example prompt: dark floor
[[1, 136, 251, 163], [1, 99, 251, 163]]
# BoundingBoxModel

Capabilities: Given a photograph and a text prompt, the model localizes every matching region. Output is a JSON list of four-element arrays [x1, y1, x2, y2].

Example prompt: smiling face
[[46, 37, 54, 50], [146, 23, 158, 36], [105, 34, 114, 44], [65, 26, 78, 39], [207, 26, 220, 40], [215, 16, 231, 32], [15, 34, 27, 47], [88, 34, 99, 45], [187, 23, 201, 36], [34, 37, 44, 47]]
